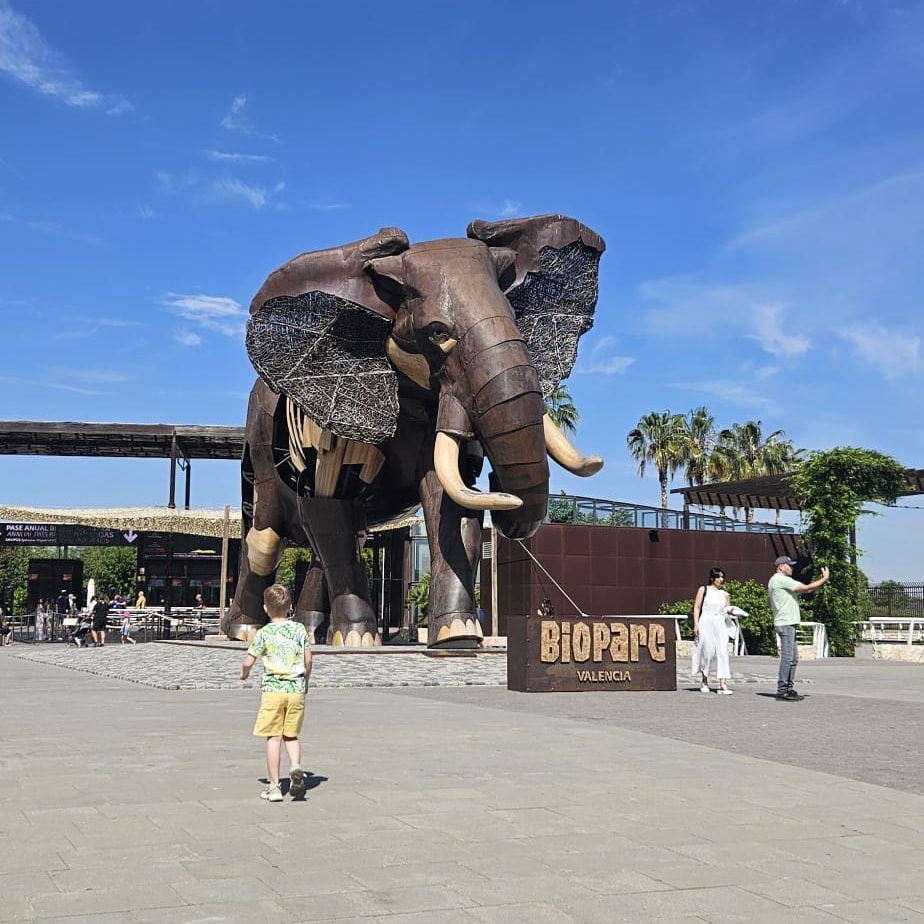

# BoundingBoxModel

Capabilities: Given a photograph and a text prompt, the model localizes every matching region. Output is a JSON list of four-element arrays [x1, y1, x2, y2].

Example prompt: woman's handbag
[[686, 587, 705, 629]]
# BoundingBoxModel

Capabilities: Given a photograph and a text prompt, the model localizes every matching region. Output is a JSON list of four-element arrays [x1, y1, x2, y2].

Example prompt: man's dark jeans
[[776, 624, 799, 696]]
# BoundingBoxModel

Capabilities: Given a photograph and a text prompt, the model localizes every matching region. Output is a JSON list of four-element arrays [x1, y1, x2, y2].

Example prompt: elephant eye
[[426, 323, 452, 345]]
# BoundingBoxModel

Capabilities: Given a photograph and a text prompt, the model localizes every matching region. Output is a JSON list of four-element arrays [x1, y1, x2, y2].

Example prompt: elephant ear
[[468, 214, 605, 399], [246, 292, 398, 444]]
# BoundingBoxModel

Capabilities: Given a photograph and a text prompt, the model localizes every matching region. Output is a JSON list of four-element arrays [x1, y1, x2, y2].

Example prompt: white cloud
[[839, 320, 921, 382], [163, 293, 247, 339], [175, 329, 203, 347], [0, 5, 131, 112], [577, 337, 635, 375], [204, 149, 272, 163], [155, 169, 199, 195], [0, 374, 107, 395], [221, 94, 249, 130], [745, 302, 810, 360], [219, 94, 279, 142], [500, 199, 522, 218], [638, 278, 810, 360], [211, 177, 267, 208]]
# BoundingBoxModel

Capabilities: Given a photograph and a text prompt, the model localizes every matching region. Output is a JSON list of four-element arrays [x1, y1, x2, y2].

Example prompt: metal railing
[[545, 494, 795, 535], [864, 582, 924, 620]]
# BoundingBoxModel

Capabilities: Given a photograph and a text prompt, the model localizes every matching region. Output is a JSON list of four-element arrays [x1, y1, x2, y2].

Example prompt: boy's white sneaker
[[260, 784, 283, 803]]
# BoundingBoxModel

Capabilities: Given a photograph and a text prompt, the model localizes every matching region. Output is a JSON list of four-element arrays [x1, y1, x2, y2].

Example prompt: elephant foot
[[327, 594, 381, 647], [224, 622, 261, 644], [327, 623, 381, 647], [294, 610, 326, 645], [427, 615, 484, 650]]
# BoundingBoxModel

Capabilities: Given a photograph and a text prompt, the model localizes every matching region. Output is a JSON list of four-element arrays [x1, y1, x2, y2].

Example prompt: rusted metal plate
[[507, 614, 677, 692]]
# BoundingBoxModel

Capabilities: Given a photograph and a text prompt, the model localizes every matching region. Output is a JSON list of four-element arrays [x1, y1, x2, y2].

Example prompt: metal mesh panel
[[507, 241, 600, 398], [246, 291, 398, 444]]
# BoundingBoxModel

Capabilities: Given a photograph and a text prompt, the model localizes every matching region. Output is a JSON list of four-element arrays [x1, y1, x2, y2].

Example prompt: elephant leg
[[294, 560, 328, 644], [419, 469, 484, 649], [302, 496, 381, 647], [224, 522, 285, 642]]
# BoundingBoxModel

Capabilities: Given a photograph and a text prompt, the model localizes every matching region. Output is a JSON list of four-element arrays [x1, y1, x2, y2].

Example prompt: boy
[[240, 584, 313, 802]]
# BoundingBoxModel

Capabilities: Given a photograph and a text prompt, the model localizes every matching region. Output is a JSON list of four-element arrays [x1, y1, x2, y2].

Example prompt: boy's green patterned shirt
[[247, 620, 310, 693]]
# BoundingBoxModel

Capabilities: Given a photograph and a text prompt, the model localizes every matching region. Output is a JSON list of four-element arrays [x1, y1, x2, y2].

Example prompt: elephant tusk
[[434, 432, 523, 511], [543, 414, 604, 476]]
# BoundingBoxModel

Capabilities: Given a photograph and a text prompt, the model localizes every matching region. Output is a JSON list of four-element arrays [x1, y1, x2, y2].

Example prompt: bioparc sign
[[507, 614, 677, 692]]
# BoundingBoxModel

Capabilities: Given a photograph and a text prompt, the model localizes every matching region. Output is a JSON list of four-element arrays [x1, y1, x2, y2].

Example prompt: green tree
[[680, 406, 717, 488], [627, 410, 688, 511], [0, 546, 52, 613], [547, 491, 576, 524], [274, 547, 314, 596], [77, 547, 139, 600], [545, 382, 579, 435], [790, 447, 907, 656], [406, 572, 430, 626], [710, 420, 802, 521]]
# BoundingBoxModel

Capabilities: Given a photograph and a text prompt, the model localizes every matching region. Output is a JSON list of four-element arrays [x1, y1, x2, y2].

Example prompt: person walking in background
[[135, 589, 147, 609], [0, 606, 12, 646], [691, 567, 735, 694], [90, 594, 110, 647], [240, 584, 312, 803], [120, 611, 136, 645], [768, 556, 830, 702], [34, 600, 46, 642]]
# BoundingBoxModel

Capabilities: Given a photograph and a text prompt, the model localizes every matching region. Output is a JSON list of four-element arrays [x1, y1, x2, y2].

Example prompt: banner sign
[[0, 523, 140, 547], [507, 614, 677, 692]]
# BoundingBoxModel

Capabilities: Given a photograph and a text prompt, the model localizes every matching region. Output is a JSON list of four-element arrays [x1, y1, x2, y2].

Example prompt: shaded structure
[[671, 469, 924, 512], [0, 421, 245, 510]]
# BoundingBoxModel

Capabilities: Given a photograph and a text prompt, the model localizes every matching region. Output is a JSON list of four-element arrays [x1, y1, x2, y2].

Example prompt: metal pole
[[168, 434, 177, 509], [490, 525, 499, 638], [219, 505, 230, 619]]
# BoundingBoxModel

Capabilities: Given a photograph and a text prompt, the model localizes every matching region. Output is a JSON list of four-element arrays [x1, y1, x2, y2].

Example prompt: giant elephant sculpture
[[222, 213, 606, 648]]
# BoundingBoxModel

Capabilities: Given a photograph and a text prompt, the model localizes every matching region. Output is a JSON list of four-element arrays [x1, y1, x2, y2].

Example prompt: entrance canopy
[[0, 421, 245, 459], [0, 505, 242, 538]]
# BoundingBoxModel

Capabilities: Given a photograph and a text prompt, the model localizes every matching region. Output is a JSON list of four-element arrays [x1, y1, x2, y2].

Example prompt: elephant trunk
[[439, 317, 551, 539]]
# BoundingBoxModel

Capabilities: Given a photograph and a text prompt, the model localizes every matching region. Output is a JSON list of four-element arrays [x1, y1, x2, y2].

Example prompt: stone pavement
[[1, 643, 923, 923]]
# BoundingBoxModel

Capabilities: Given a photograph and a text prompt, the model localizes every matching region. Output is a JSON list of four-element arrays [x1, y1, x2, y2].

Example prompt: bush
[[657, 596, 694, 639], [658, 578, 778, 655]]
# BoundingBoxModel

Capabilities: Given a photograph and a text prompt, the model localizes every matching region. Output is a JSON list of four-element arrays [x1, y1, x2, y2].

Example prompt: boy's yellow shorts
[[252, 691, 306, 738]]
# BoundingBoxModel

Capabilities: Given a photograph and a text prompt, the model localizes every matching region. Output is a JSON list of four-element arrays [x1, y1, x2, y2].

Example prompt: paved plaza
[[1, 641, 923, 923]]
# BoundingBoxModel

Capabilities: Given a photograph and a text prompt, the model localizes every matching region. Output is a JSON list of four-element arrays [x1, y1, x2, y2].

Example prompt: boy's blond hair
[[263, 583, 292, 620]]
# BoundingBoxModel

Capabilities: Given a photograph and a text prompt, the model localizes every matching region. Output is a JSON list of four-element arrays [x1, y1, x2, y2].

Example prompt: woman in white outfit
[[691, 567, 733, 694]]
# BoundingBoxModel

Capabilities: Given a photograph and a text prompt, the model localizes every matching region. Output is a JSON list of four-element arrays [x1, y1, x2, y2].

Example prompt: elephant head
[[246, 214, 605, 540]]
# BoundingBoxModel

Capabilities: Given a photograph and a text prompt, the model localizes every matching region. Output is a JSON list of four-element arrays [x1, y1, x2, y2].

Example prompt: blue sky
[[1, 0, 922, 581]]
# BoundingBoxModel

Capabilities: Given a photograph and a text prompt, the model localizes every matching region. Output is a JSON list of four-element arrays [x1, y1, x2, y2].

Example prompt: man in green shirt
[[768, 556, 830, 701]]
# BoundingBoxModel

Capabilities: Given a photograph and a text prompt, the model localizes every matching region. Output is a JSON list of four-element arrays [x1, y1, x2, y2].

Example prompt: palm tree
[[545, 383, 579, 435], [680, 406, 717, 488], [710, 420, 802, 522], [627, 410, 688, 512]]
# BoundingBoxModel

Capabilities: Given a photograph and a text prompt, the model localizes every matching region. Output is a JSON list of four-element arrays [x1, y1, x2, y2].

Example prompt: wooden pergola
[[672, 469, 924, 512]]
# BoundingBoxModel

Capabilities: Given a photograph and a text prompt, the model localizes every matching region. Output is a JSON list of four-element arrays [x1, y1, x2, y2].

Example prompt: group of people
[[32, 590, 78, 642], [691, 555, 830, 701]]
